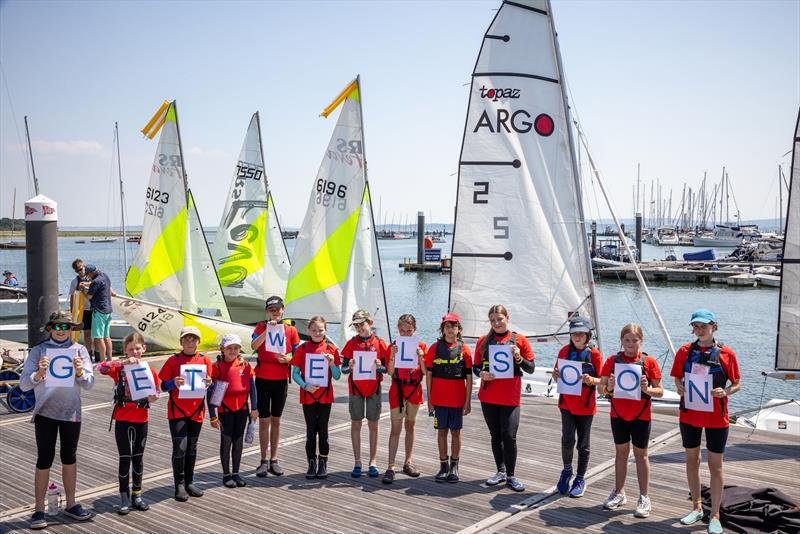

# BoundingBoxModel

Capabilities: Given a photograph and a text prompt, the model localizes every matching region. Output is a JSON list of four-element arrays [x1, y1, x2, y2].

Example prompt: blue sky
[[1, 0, 798, 228]]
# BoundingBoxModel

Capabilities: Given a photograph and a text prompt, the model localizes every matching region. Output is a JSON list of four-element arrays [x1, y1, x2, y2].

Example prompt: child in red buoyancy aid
[[97, 332, 160, 515], [598, 323, 663, 519], [208, 334, 258, 488]]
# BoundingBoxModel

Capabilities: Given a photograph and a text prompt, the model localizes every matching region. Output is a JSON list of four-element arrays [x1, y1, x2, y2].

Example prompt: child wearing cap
[[474, 305, 535, 492], [290, 316, 342, 479], [598, 323, 663, 519], [251, 296, 300, 477], [424, 312, 473, 483], [382, 314, 427, 484], [20, 310, 95, 529], [97, 331, 160, 514], [551, 314, 603, 498], [209, 334, 258, 488], [158, 326, 213, 502], [670, 309, 740, 534], [341, 309, 388, 478]]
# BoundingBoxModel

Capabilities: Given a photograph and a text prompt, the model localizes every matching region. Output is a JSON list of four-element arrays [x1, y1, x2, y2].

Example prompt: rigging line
[[0, 61, 32, 195], [745, 374, 769, 439]]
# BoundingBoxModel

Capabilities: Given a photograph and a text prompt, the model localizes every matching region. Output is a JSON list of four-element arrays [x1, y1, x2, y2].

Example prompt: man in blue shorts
[[80, 264, 114, 362]]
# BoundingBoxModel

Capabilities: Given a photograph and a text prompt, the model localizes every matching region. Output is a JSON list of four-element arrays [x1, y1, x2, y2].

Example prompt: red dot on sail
[[534, 114, 555, 137], [487, 89, 495, 98]]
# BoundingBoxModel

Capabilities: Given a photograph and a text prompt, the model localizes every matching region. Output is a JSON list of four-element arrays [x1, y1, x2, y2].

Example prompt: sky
[[0, 0, 798, 229]]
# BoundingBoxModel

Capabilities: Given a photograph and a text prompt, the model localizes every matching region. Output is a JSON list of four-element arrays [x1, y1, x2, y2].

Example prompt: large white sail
[[211, 112, 290, 324], [284, 78, 390, 342], [449, 0, 596, 340], [125, 100, 229, 324], [776, 108, 800, 371]]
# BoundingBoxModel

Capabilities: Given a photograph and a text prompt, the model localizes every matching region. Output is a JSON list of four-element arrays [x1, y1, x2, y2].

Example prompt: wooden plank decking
[[1, 355, 797, 533]]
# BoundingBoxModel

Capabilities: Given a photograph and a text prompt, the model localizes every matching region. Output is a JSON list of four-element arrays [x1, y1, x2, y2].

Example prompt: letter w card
[[684, 373, 714, 412], [45, 348, 78, 388], [353, 351, 377, 381], [488, 345, 514, 379], [556, 359, 583, 396], [264, 324, 286, 353], [124, 362, 157, 401], [394, 336, 419, 369], [178, 364, 208, 399], [613, 363, 642, 401], [305, 354, 329, 387]]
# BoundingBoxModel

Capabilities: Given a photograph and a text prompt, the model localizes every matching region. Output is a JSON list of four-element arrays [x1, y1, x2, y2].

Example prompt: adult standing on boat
[[79, 264, 114, 362], [473, 305, 535, 492], [68, 259, 93, 353], [671, 309, 741, 534], [251, 296, 300, 477], [2, 270, 18, 286], [20, 311, 95, 529]]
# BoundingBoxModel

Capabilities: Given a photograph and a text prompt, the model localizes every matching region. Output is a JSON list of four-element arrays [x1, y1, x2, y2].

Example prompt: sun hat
[[46, 310, 82, 329], [350, 309, 373, 325]]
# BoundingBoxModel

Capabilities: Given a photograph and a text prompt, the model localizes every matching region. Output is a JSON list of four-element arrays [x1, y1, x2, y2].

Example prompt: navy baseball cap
[[568, 315, 593, 334], [265, 296, 284, 309]]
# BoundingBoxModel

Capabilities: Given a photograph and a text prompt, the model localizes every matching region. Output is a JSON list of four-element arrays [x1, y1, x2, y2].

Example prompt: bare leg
[[437, 429, 448, 459], [351, 419, 362, 465], [708, 451, 724, 519], [632, 445, 650, 496], [614, 442, 630, 493], [451, 430, 462, 459], [388, 419, 402, 466], [34, 468, 49, 512], [104, 338, 112, 361], [684, 447, 703, 511], [367, 420, 379, 466], [403, 419, 416, 465], [269, 416, 281, 460], [82, 330, 92, 352], [62, 463, 77, 508], [259, 418, 270, 461], [93, 339, 105, 362]]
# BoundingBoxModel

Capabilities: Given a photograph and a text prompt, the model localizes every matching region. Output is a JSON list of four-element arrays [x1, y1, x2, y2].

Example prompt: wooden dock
[[595, 260, 781, 287], [1, 356, 797, 533]]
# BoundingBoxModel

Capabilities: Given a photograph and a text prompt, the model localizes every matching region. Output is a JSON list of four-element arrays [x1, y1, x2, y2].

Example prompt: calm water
[[1, 237, 797, 410]]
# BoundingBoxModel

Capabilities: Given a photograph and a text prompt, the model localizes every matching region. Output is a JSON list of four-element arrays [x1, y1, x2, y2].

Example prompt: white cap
[[179, 325, 202, 340], [220, 333, 242, 348]]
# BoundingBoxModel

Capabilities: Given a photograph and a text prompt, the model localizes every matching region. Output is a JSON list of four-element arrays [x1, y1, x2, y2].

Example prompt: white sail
[[211, 113, 290, 324], [776, 108, 800, 371], [126, 101, 230, 322], [449, 0, 596, 339], [112, 295, 253, 352], [284, 78, 390, 342]]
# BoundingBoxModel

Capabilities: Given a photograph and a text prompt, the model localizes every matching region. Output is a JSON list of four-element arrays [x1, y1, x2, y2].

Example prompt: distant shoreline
[[0, 230, 140, 238]]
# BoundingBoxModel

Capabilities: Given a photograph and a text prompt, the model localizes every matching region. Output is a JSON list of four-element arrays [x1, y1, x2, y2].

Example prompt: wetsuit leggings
[[114, 420, 148, 493], [34, 415, 81, 470], [219, 410, 248, 475], [560, 408, 593, 476], [302, 403, 331, 460], [168, 418, 203, 487], [481, 402, 520, 476]]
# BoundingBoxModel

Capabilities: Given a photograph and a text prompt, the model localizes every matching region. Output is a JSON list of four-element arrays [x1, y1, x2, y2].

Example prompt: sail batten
[[449, 0, 596, 340], [775, 108, 800, 371]]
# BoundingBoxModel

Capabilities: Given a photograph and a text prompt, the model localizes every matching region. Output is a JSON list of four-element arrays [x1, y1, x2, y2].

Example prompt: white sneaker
[[634, 495, 651, 518], [603, 490, 627, 510], [486, 471, 507, 486]]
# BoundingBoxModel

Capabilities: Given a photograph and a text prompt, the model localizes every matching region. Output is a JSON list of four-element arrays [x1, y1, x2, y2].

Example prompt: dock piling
[[25, 195, 59, 347]]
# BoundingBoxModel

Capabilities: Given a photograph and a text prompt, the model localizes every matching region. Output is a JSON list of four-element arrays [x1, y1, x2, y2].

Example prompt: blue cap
[[569, 315, 593, 334], [84, 264, 97, 274], [690, 309, 715, 324]]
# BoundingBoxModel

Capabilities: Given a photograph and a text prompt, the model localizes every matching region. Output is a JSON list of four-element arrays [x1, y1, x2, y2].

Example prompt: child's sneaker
[[633, 495, 651, 518], [256, 460, 269, 478], [569, 477, 586, 498], [557, 466, 573, 494], [486, 471, 507, 486], [223, 475, 236, 488], [603, 490, 627, 510], [117, 492, 130, 515]]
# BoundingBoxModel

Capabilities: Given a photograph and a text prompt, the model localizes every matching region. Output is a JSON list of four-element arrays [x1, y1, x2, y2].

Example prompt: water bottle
[[46, 482, 61, 516], [245, 420, 256, 444]]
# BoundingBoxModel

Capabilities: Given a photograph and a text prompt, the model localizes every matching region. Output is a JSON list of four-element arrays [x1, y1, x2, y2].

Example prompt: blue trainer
[[569, 476, 586, 498], [351, 464, 362, 478], [556, 466, 573, 494]]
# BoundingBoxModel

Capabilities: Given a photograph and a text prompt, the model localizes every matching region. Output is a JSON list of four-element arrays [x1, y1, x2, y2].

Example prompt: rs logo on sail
[[479, 85, 521, 101]]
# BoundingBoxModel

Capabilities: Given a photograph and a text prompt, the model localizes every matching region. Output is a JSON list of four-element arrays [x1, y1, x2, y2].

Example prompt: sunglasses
[[51, 323, 72, 331]]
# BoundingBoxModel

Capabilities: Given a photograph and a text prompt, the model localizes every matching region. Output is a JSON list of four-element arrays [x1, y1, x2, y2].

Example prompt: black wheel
[[7, 385, 35, 413], [0, 369, 20, 394]]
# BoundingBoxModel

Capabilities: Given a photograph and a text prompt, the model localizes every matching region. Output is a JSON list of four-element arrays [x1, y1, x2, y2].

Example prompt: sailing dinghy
[[210, 112, 291, 325], [113, 100, 253, 351], [283, 78, 390, 343], [451, 0, 680, 411]]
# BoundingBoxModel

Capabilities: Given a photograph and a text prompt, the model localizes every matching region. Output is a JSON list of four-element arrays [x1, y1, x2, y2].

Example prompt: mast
[[549, 0, 601, 351], [24, 116, 39, 195], [779, 165, 783, 232], [115, 122, 128, 268]]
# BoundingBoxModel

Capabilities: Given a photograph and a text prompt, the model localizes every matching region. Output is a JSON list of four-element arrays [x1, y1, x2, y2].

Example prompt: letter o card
[[305, 354, 329, 387], [178, 364, 208, 399], [613, 363, 642, 401], [45, 348, 78, 388], [488, 345, 513, 379], [353, 351, 377, 381], [394, 337, 419, 369], [556, 360, 583, 396], [124, 362, 157, 401]]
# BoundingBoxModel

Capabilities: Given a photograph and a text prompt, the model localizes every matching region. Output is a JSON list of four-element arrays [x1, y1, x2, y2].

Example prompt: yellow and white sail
[[284, 78, 389, 342], [210, 112, 290, 324]]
